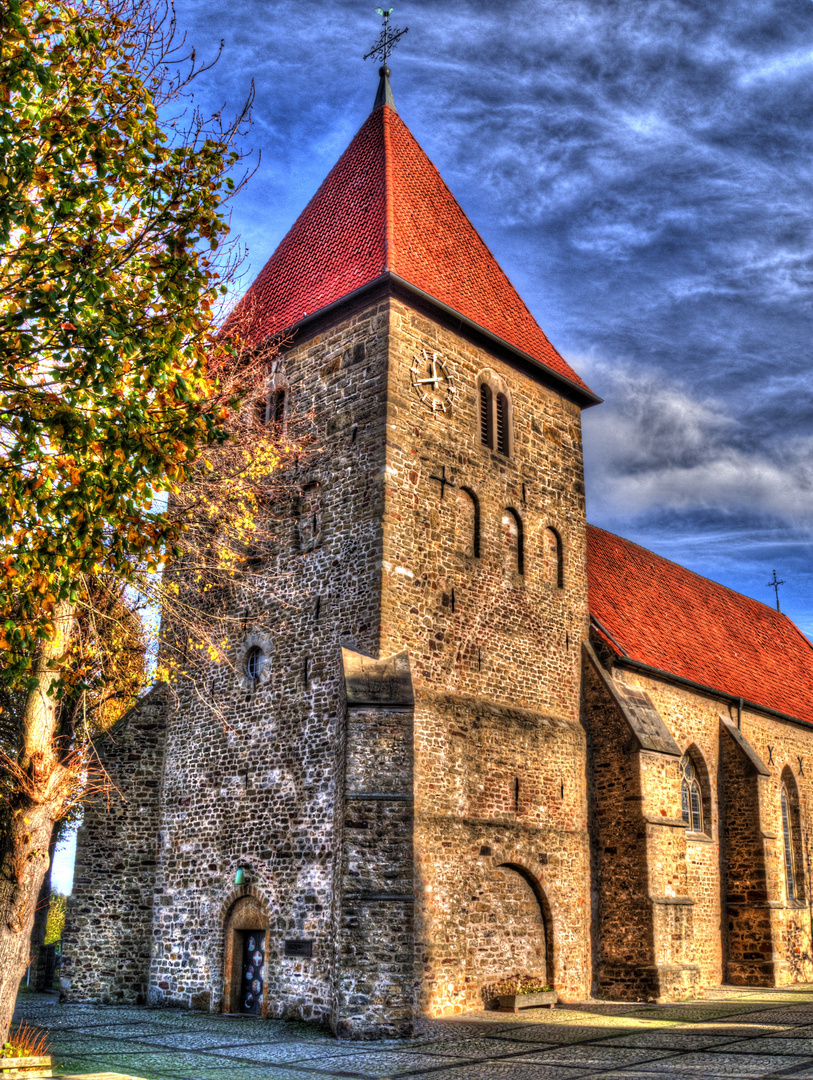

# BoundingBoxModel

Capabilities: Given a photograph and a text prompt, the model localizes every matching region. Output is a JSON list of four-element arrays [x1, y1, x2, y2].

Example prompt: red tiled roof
[[587, 524, 813, 725], [230, 103, 591, 394]]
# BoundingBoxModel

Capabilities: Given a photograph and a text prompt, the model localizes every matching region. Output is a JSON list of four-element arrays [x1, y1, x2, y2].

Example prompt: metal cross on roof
[[767, 568, 785, 612], [364, 7, 408, 64]]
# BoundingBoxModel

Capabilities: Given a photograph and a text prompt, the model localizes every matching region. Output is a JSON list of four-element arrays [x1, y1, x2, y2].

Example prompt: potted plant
[[1, 1022, 52, 1078], [490, 976, 557, 1013]]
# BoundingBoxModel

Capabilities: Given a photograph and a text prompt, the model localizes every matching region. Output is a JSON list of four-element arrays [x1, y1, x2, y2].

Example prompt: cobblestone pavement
[[14, 986, 813, 1080]]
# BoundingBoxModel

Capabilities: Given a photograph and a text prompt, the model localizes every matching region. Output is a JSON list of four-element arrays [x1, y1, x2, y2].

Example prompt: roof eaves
[[389, 273, 602, 407], [251, 272, 602, 407], [590, 614, 630, 658], [611, 653, 813, 732]]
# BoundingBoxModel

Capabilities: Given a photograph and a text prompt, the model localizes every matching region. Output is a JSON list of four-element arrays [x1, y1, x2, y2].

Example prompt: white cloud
[[581, 357, 813, 526], [740, 48, 813, 85]]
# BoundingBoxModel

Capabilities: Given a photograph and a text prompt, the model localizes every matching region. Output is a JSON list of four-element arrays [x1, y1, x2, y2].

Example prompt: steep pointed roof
[[232, 99, 592, 397], [587, 524, 813, 725]]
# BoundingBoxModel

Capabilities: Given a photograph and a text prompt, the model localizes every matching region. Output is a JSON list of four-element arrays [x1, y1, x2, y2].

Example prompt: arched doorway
[[468, 862, 550, 1008], [223, 893, 270, 1016]]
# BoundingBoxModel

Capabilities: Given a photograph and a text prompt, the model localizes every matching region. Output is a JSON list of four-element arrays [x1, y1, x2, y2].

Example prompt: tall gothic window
[[681, 752, 702, 834], [781, 783, 796, 901]]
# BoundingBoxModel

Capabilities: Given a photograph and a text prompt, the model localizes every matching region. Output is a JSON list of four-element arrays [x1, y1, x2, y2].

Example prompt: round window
[[246, 646, 264, 680]]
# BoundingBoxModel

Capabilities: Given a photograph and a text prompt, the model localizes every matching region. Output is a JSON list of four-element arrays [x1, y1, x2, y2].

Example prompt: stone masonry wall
[[62, 685, 169, 1003], [381, 299, 593, 1012], [332, 647, 415, 1038], [582, 660, 686, 1001], [143, 301, 392, 1025], [614, 665, 813, 988]]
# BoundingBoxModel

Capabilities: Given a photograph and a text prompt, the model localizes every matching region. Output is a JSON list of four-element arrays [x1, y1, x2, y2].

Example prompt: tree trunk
[[0, 604, 75, 1043], [30, 833, 58, 991]]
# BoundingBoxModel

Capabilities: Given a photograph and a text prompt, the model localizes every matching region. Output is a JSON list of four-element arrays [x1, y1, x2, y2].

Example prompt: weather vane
[[364, 7, 408, 65], [767, 568, 785, 612]]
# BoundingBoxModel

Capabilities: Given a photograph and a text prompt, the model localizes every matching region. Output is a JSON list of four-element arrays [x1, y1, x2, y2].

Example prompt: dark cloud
[[173, 0, 813, 634]]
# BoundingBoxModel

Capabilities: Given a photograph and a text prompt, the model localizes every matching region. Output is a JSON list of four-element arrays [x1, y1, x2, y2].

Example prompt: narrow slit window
[[479, 383, 493, 448], [543, 527, 563, 588], [270, 389, 285, 430], [496, 393, 509, 455], [456, 487, 480, 558], [299, 482, 321, 552], [501, 509, 524, 575]]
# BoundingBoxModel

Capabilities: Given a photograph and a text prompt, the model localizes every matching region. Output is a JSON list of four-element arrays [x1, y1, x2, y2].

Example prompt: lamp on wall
[[234, 868, 245, 885]]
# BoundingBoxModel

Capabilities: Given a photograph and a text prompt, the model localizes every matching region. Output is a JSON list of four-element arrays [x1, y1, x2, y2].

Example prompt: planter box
[[0, 1057, 52, 1078], [497, 990, 557, 1013]]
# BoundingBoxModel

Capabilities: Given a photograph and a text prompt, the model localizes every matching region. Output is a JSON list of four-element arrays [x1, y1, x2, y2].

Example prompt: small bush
[[2, 1021, 50, 1059], [45, 892, 67, 946]]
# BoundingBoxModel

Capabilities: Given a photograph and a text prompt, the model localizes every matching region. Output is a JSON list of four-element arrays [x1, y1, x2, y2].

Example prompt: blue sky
[[169, 0, 812, 633], [52, 0, 813, 896]]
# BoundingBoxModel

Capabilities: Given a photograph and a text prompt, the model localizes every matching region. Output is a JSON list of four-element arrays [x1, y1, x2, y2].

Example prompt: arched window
[[476, 372, 512, 457], [681, 752, 703, 834], [501, 508, 524, 575], [479, 383, 492, 448], [269, 388, 286, 431], [246, 646, 265, 681], [455, 487, 480, 558], [543, 527, 563, 588], [257, 373, 287, 434]]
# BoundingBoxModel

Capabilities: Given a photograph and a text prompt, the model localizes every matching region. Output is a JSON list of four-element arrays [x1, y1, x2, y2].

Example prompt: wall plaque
[[284, 939, 313, 958]]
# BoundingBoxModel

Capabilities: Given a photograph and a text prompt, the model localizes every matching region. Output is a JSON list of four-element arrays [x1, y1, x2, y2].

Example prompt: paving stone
[[718, 1036, 813, 1055], [489, 1025, 655, 1045], [406, 1037, 556, 1059], [723, 1009, 813, 1025], [598, 1031, 757, 1051], [398, 1065, 591, 1080], [18, 990, 813, 1080], [632, 1050, 810, 1075], [514, 1045, 677, 1068]]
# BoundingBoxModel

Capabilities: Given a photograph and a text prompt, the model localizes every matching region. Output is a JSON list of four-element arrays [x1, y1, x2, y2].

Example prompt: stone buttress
[[582, 645, 701, 1001]]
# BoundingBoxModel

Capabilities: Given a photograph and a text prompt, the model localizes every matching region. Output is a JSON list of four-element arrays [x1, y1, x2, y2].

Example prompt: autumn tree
[[0, 0, 284, 1038]]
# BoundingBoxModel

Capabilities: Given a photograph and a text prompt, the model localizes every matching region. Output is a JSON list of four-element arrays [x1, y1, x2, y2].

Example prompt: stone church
[[62, 68, 813, 1038]]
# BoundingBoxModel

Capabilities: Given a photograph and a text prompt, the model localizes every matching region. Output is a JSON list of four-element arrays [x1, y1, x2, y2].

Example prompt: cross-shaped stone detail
[[429, 465, 455, 499]]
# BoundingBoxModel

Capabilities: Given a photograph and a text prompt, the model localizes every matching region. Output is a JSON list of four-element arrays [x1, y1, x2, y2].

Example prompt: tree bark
[[0, 604, 75, 1043], [30, 833, 58, 991]]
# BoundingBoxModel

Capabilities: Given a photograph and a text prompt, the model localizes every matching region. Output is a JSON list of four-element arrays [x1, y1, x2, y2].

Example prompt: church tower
[[63, 65, 599, 1037]]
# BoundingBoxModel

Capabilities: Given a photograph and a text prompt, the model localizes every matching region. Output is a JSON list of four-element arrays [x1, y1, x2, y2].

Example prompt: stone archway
[[467, 862, 550, 1009], [222, 891, 271, 1016]]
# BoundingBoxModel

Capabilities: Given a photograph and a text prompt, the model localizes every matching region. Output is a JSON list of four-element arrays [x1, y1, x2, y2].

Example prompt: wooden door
[[240, 932, 265, 1015]]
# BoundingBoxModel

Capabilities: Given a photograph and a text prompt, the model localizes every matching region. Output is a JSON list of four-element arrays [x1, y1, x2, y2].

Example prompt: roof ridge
[[386, 109, 565, 367], [382, 105, 395, 273], [780, 608, 813, 654], [225, 98, 592, 396], [586, 523, 792, 621]]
